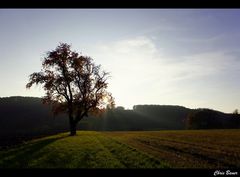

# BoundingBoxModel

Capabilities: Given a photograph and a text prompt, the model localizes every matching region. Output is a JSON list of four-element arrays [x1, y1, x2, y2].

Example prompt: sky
[[0, 9, 240, 113]]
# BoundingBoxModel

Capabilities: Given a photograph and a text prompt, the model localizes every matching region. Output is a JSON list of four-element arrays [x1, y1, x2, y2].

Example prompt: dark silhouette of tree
[[26, 43, 114, 136], [233, 109, 239, 115], [185, 108, 240, 129], [115, 106, 125, 110], [133, 105, 189, 129]]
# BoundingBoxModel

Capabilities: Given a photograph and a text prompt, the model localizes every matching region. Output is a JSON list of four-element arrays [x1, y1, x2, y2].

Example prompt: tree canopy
[[26, 43, 114, 135]]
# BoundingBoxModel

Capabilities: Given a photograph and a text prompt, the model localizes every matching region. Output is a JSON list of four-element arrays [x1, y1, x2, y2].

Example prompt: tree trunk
[[70, 121, 77, 136], [69, 113, 77, 136], [69, 113, 84, 136]]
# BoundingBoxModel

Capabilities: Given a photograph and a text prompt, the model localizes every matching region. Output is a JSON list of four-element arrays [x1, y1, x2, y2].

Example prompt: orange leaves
[[26, 42, 114, 122]]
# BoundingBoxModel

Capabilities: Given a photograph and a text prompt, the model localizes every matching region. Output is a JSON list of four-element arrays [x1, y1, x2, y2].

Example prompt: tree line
[[0, 96, 239, 147]]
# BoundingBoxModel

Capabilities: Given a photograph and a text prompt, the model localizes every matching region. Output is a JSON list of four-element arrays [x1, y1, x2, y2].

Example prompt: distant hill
[[0, 96, 69, 146], [185, 108, 240, 129], [0, 96, 239, 146], [0, 97, 191, 135]]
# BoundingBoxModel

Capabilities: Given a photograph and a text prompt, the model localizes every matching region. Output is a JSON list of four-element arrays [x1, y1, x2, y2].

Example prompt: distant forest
[[0, 96, 239, 147]]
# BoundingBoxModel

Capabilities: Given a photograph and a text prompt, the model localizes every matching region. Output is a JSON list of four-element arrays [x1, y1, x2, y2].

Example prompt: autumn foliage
[[26, 43, 114, 135]]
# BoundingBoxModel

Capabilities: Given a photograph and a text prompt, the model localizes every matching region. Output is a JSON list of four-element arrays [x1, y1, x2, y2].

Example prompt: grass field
[[0, 129, 239, 168]]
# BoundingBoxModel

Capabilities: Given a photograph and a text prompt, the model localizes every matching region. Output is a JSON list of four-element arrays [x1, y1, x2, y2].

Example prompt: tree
[[233, 109, 239, 115], [115, 106, 125, 110], [26, 43, 114, 136], [185, 109, 216, 129]]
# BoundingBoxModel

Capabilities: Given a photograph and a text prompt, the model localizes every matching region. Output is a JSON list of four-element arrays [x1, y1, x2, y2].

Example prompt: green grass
[[103, 129, 240, 168], [0, 129, 239, 168]]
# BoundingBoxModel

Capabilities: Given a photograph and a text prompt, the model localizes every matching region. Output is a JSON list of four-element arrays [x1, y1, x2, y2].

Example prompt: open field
[[103, 129, 240, 168], [0, 130, 239, 168]]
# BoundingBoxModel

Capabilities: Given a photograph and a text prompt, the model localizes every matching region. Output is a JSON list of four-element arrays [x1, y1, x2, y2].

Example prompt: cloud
[[95, 36, 162, 82], [90, 36, 240, 110]]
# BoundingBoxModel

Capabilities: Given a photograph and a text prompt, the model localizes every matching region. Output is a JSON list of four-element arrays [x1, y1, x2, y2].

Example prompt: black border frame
[[0, 1, 240, 177], [0, 0, 240, 8]]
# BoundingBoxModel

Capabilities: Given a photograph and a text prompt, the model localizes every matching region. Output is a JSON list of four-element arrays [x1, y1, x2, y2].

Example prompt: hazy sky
[[0, 9, 240, 113]]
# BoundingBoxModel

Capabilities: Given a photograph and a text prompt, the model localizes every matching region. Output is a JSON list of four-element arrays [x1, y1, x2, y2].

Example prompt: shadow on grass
[[0, 135, 67, 168]]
